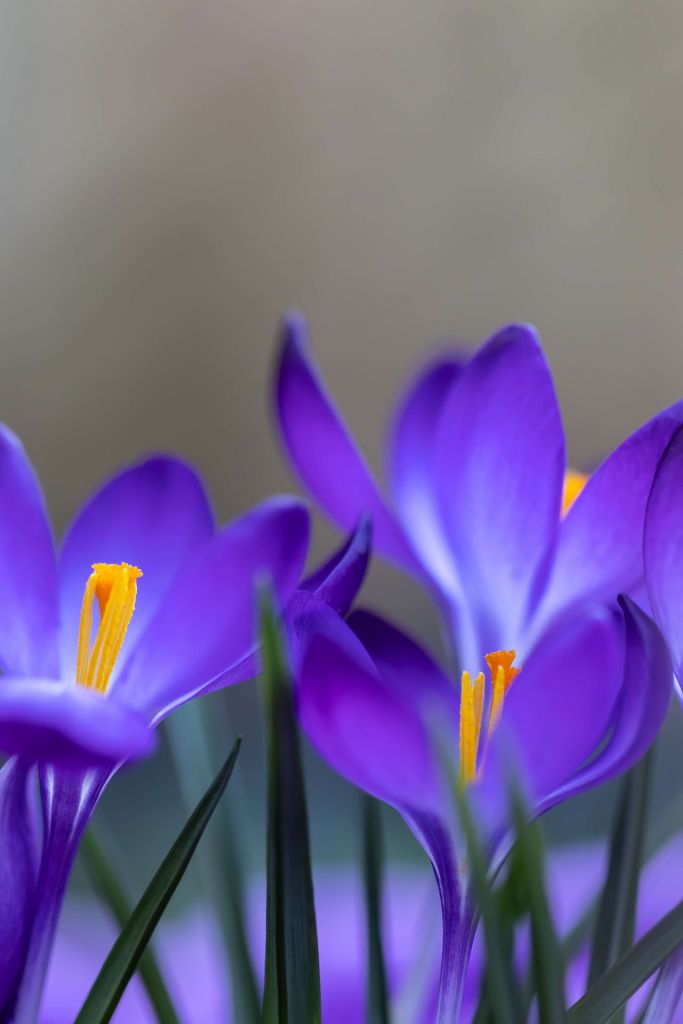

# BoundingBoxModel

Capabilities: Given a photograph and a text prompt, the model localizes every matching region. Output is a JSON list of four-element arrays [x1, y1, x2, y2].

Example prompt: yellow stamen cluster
[[76, 563, 142, 693], [561, 469, 588, 516], [459, 649, 519, 786]]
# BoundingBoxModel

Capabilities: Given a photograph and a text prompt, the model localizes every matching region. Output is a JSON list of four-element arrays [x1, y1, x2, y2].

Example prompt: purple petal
[[274, 312, 420, 574], [14, 765, 110, 1024], [480, 607, 623, 822], [387, 354, 464, 595], [58, 457, 215, 681], [537, 400, 683, 634], [114, 497, 310, 721], [535, 598, 672, 812], [347, 609, 458, 734], [644, 422, 683, 682], [198, 518, 371, 693], [0, 425, 59, 677], [297, 618, 443, 815], [0, 680, 155, 767], [300, 514, 372, 615], [435, 324, 565, 653], [0, 759, 37, 1014]]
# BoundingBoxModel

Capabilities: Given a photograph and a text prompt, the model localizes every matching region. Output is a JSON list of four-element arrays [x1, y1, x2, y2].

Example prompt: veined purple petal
[[387, 354, 464, 595], [435, 324, 565, 654], [58, 456, 215, 683], [298, 622, 443, 815], [479, 607, 623, 831], [14, 765, 110, 1024], [274, 312, 421, 575], [645, 423, 683, 683], [300, 514, 372, 615], [537, 400, 683, 635], [114, 497, 310, 722], [0, 759, 38, 1015], [0, 679, 155, 767], [535, 598, 672, 813], [0, 425, 59, 677]]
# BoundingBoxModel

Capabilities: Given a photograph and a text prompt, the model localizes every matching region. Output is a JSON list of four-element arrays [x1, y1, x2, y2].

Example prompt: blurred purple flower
[[41, 866, 440, 1024], [41, 839, 683, 1023], [296, 593, 671, 1020], [0, 428, 370, 1022], [274, 314, 680, 1019]]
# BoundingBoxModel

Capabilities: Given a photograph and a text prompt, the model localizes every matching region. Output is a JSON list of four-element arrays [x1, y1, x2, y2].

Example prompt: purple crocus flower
[[275, 313, 683, 669], [295, 592, 671, 1020], [0, 428, 370, 1023], [274, 314, 680, 1017]]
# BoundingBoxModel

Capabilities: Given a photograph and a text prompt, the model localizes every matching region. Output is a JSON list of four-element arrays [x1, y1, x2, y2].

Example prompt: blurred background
[[3, 0, 683, 960]]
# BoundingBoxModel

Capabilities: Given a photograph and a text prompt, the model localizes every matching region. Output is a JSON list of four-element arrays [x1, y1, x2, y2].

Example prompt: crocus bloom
[[275, 315, 680, 1016], [0, 428, 370, 1022], [296, 591, 671, 1020], [275, 313, 683, 670]]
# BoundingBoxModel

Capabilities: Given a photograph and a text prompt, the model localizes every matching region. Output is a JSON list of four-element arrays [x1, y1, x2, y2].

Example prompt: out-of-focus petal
[[0, 425, 59, 677], [58, 457, 215, 681], [538, 400, 683, 634], [114, 497, 310, 721], [644, 422, 683, 682], [274, 312, 420, 574], [0, 680, 155, 767], [536, 598, 672, 812], [347, 609, 458, 735], [300, 514, 372, 615], [387, 354, 464, 594], [479, 608, 623, 825], [0, 759, 37, 1015], [435, 324, 565, 653], [298, 620, 443, 815]]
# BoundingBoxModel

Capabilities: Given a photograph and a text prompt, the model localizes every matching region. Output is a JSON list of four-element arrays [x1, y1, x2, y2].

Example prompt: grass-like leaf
[[452, 782, 523, 1024], [260, 586, 321, 1024], [362, 796, 390, 1024], [510, 787, 565, 1024], [80, 828, 181, 1024], [567, 898, 683, 1023], [166, 702, 261, 1024], [74, 736, 242, 1024], [588, 751, 652, 1008]]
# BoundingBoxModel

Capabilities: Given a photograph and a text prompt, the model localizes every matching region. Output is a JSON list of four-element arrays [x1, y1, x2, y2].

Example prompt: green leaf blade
[[260, 586, 321, 1024], [362, 796, 391, 1024], [567, 899, 683, 1023], [452, 782, 523, 1024], [75, 736, 242, 1024], [509, 788, 565, 1024], [80, 828, 181, 1024], [166, 702, 261, 1024], [588, 752, 652, 1003]]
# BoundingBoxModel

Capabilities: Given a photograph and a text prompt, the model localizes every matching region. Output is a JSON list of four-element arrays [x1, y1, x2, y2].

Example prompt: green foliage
[[260, 586, 322, 1024], [74, 737, 242, 1024]]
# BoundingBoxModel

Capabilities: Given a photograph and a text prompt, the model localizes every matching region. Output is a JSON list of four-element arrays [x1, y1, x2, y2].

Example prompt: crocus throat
[[459, 650, 519, 786], [75, 562, 142, 693], [562, 469, 588, 516]]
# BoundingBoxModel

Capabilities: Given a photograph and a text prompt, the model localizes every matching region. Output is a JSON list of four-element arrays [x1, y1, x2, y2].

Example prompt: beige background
[[3, 0, 683, 869], [2, 0, 683, 595]]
